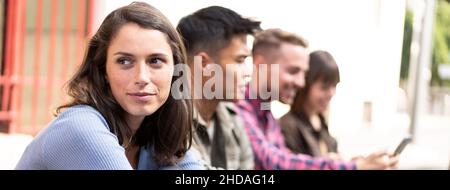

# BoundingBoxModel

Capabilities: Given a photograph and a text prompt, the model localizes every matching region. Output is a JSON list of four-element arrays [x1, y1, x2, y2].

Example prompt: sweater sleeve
[[41, 106, 132, 170]]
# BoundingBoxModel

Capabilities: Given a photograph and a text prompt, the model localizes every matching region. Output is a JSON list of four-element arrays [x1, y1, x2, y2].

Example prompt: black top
[[279, 110, 338, 157]]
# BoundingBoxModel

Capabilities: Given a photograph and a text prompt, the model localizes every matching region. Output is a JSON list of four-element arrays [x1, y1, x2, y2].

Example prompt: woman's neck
[[302, 103, 322, 131], [124, 114, 143, 169], [126, 115, 145, 135]]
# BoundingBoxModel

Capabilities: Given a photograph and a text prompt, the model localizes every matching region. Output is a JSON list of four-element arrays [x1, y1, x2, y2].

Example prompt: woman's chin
[[127, 106, 160, 117]]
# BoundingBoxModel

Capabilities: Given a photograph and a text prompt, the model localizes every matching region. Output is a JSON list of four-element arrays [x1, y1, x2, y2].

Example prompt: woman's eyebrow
[[148, 53, 170, 57], [113, 51, 133, 56], [113, 52, 170, 57]]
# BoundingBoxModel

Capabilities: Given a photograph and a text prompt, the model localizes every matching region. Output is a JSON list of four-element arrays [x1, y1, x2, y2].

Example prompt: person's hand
[[355, 151, 399, 170], [387, 154, 399, 170]]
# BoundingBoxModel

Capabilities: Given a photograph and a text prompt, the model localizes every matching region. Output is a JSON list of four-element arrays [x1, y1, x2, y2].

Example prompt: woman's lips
[[127, 92, 156, 102]]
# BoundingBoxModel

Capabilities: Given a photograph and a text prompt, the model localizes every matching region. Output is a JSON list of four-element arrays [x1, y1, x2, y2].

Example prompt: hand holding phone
[[393, 136, 412, 156]]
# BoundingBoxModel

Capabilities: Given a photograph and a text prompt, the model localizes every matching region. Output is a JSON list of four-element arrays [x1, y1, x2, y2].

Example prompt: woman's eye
[[117, 58, 132, 65], [149, 57, 164, 64]]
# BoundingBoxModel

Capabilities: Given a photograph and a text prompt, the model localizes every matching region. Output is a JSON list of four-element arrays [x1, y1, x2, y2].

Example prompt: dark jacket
[[279, 110, 338, 157]]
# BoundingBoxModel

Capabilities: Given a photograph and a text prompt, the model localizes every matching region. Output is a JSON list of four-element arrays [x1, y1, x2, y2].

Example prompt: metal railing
[[1, 0, 93, 135]]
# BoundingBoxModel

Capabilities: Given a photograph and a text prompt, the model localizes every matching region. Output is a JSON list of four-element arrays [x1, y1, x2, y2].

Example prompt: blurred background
[[0, 0, 448, 169]]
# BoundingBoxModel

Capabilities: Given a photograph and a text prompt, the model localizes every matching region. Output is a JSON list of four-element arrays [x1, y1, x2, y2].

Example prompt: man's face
[[214, 35, 252, 101], [276, 43, 309, 104]]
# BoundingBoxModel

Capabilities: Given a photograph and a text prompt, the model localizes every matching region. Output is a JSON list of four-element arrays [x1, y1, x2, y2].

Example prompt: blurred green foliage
[[431, 0, 450, 86], [400, 0, 450, 87]]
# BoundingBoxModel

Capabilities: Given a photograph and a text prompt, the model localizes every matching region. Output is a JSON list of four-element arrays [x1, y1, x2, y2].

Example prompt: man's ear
[[252, 54, 266, 66], [195, 52, 214, 67]]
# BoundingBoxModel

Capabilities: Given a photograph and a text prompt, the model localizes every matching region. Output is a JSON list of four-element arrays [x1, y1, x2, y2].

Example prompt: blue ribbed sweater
[[15, 105, 205, 170]]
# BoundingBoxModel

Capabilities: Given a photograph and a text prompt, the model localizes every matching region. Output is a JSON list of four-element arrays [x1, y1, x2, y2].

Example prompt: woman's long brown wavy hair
[[57, 2, 192, 166]]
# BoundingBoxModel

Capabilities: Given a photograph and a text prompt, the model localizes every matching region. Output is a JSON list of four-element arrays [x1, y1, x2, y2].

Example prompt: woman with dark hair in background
[[280, 50, 398, 169]]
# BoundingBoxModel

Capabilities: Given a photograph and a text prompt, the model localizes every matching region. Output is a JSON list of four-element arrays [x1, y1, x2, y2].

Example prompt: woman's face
[[306, 80, 337, 113], [106, 23, 174, 120]]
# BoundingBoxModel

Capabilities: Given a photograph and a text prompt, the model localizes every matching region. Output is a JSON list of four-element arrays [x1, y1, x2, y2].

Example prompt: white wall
[[93, 0, 406, 134]]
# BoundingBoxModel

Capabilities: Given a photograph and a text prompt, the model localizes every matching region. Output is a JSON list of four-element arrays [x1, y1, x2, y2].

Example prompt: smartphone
[[393, 136, 412, 156]]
